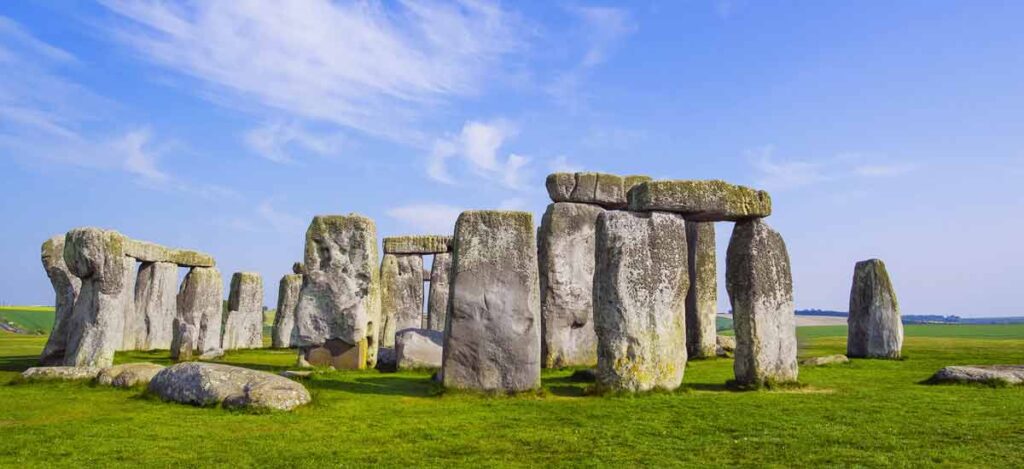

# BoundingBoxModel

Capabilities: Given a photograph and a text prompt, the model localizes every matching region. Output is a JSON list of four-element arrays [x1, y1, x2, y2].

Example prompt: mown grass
[[0, 306, 55, 334], [0, 325, 1022, 467]]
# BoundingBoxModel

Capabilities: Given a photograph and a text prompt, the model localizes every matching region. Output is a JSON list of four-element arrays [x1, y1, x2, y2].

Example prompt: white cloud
[[102, 0, 522, 144], [548, 155, 581, 173], [243, 121, 345, 163], [547, 6, 636, 109], [113, 129, 170, 182], [387, 203, 463, 234], [854, 163, 917, 178], [750, 146, 828, 190], [427, 119, 529, 190]]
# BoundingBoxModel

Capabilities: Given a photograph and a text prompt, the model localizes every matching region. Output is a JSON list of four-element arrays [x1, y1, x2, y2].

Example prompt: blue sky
[[2, 1, 1022, 316]]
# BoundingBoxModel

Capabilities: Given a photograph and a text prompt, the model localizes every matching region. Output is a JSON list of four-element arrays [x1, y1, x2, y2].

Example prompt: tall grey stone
[[222, 272, 264, 350], [427, 252, 451, 332], [726, 219, 798, 386], [172, 266, 223, 359], [39, 235, 81, 365], [294, 215, 381, 369], [442, 211, 541, 393], [118, 262, 141, 351], [593, 211, 688, 392], [686, 222, 718, 359], [272, 273, 302, 348], [133, 261, 178, 350], [847, 259, 902, 359], [62, 228, 134, 368], [538, 202, 604, 368], [380, 253, 424, 346]]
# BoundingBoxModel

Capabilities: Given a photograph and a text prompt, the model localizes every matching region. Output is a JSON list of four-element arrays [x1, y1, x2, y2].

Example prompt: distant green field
[[0, 307, 55, 335]]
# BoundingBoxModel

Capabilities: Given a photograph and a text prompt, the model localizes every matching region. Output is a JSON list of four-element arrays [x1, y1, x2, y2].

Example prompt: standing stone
[[628, 180, 772, 221], [380, 253, 424, 346], [545, 172, 652, 209], [538, 202, 604, 368], [272, 273, 302, 348], [685, 222, 718, 359], [427, 253, 452, 332], [172, 267, 223, 360], [62, 228, 134, 368], [726, 219, 798, 387], [39, 235, 81, 365], [847, 259, 902, 359], [118, 262, 140, 351], [133, 262, 178, 350], [442, 211, 541, 393], [222, 272, 264, 350], [294, 215, 381, 369], [593, 211, 688, 392]]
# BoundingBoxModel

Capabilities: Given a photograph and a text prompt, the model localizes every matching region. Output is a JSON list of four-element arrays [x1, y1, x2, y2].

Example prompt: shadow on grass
[[0, 355, 37, 372], [306, 375, 438, 397], [547, 385, 587, 397]]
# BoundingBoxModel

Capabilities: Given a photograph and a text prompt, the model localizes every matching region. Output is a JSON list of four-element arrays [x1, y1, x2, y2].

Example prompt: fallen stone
[[727, 219, 798, 387], [628, 179, 772, 221], [38, 235, 81, 365], [442, 210, 541, 393], [133, 261, 178, 350], [122, 239, 215, 267], [147, 362, 311, 411], [383, 235, 453, 254], [172, 267, 224, 360], [800, 355, 849, 366], [928, 365, 1024, 385], [199, 348, 224, 360], [279, 370, 313, 379], [222, 272, 264, 350], [396, 328, 443, 370], [427, 253, 452, 332], [294, 214, 381, 369], [717, 335, 736, 352], [545, 172, 652, 209], [593, 211, 689, 392], [380, 253, 424, 347], [21, 366, 102, 381], [686, 221, 718, 359], [272, 274, 303, 348], [96, 363, 165, 388], [538, 202, 604, 368], [847, 259, 903, 359]]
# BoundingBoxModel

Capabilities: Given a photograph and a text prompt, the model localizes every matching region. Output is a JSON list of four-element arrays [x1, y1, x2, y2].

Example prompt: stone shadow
[[305, 375, 438, 397]]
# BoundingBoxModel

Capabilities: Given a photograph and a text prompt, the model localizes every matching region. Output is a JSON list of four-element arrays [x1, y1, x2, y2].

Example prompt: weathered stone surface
[[628, 180, 772, 221], [294, 215, 381, 369], [545, 172, 652, 209], [928, 365, 1024, 385], [272, 274, 302, 348], [396, 328, 443, 369], [123, 239, 215, 267], [383, 235, 453, 254], [133, 262, 178, 350], [380, 254, 424, 347], [97, 363, 165, 388], [62, 228, 133, 368], [442, 210, 541, 393], [39, 235, 81, 365], [171, 267, 223, 360], [686, 222, 718, 359], [375, 347, 397, 371], [21, 366, 102, 381], [280, 370, 312, 379], [726, 219, 798, 386], [118, 261, 140, 352], [222, 272, 264, 350], [717, 335, 736, 352], [148, 362, 311, 411], [847, 259, 902, 359], [292, 262, 304, 274], [801, 355, 849, 366], [593, 211, 688, 392], [538, 202, 604, 368], [199, 348, 224, 360], [427, 253, 452, 332], [300, 338, 367, 370]]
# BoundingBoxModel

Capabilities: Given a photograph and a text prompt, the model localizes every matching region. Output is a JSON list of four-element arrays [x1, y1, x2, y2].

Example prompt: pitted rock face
[[847, 259, 902, 359], [427, 252, 452, 332], [383, 235, 453, 254], [172, 267, 223, 359], [442, 210, 541, 393], [122, 239, 215, 267], [929, 365, 1024, 385], [628, 179, 772, 221], [593, 211, 688, 392], [63, 227, 128, 293], [147, 362, 311, 411], [292, 262, 305, 275], [686, 222, 718, 359], [726, 219, 798, 387], [545, 172, 652, 209], [272, 274, 303, 348], [133, 262, 178, 350], [39, 235, 81, 365], [223, 272, 264, 350], [538, 202, 604, 368], [294, 214, 381, 368], [380, 254, 424, 347]]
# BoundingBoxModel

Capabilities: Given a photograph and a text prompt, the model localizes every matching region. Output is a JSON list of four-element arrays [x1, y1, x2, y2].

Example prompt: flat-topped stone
[[545, 172, 651, 209], [627, 179, 772, 221], [928, 365, 1024, 385], [123, 239, 215, 267], [383, 235, 453, 254], [148, 362, 311, 411], [21, 366, 102, 381]]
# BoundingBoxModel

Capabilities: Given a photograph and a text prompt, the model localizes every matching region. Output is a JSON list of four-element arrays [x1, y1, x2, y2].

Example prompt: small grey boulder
[[148, 362, 311, 411], [96, 363, 165, 388], [396, 328, 443, 370]]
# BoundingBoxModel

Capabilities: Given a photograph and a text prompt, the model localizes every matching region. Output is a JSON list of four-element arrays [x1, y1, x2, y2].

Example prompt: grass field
[[0, 306, 56, 334], [0, 324, 1021, 466]]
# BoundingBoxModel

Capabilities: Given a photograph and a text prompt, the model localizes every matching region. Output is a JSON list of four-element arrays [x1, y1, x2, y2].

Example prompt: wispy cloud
[[853, 163, 918, 178], [387, 203, 463, 234], [546, 6, 636, 110], [750, 146, 829, 190], [243, 121, 345, 163], [748, 145, 919, 190], [428, 119, 531, 190]]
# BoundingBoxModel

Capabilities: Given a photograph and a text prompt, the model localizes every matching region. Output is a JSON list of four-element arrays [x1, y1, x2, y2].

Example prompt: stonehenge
[[627, 179, 772, 221], [294, 215, 381, 369], [132, 261, 178, 350], [172, 266, 224, 360], [38, 236, 81, 365], [685, 222, 718, 359], [396, 328, 443, 370], [427, 252, 451, 332], [222, 272, 264, 350], [546, 172, 651, 209], [272, 271, 303, 348], [380, 235, 452, 344], [847, 259, 903, 359], [442, 210, 541, 393]]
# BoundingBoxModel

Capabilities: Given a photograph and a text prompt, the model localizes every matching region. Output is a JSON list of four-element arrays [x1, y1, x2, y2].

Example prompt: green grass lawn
[[0, 306, 55, 334], [0, 325, 1022, 467]]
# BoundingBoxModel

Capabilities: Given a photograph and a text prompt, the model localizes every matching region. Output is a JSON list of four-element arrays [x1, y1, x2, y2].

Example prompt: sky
[[1, 1, 1022, 317]]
